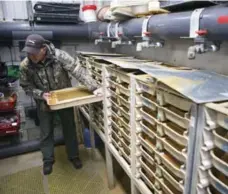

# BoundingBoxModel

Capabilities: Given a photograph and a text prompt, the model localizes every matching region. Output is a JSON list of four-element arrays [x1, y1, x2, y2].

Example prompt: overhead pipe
[[0, 5, 228, 58], [95, 5, 228, 58], [0, 21, 108, 41], [0, 5, 227, 41], [0, 136, 64, 159]]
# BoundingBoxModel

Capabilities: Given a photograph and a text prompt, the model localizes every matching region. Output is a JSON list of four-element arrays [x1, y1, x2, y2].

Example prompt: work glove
[[93, 87, 103, 96]]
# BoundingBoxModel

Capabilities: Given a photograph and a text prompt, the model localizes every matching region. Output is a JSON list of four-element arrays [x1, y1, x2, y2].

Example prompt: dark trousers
[[37, 107, 79, 164]]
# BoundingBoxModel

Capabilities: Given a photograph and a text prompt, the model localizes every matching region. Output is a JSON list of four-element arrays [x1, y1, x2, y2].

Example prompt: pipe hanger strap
[[190, 8, 205, 38]]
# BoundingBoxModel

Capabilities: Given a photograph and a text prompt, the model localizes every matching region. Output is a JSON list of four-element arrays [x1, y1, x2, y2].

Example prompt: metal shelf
[[78, 53, 216, 194], [108, 143, 131, 178], [191, 103, 228, 194]]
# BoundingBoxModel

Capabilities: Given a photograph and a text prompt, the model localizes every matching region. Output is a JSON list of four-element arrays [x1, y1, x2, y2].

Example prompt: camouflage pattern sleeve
[[55, 49, 99, 91], [19, 59, 44, 100]]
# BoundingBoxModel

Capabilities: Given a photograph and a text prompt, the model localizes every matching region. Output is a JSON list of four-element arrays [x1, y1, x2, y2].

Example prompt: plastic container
[[97, 6, 110, 21], [83, 128, 102, 148], [0, 93, 17, 112], [0, 111, 20, 136], [82, 5, 97, 23]]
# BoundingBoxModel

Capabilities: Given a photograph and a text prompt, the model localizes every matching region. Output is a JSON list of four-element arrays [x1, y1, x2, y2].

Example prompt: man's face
[[28, 47, 46, 63]]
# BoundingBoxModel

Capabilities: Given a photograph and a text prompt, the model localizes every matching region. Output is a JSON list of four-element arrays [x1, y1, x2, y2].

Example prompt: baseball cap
[[22, 34, 46, 55]]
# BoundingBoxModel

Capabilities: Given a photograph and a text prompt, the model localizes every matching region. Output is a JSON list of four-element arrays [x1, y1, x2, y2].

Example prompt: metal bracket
[[189, 8, 205, 38], [136, 16, 164, 52], [200, 149, 212, 170], [188, 8, 220, 59], [112, 23, 133, 48], [197, 168, 209, 188], [94, 23, 114, 45], [202, 127, 214, 150]]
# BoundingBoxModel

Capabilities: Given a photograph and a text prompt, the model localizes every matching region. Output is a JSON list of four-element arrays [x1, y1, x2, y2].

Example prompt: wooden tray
[[47, 87, 103, 110]]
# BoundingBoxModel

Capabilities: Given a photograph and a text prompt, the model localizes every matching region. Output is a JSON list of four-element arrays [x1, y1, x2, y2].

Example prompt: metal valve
[[188, 29, 220, 59]]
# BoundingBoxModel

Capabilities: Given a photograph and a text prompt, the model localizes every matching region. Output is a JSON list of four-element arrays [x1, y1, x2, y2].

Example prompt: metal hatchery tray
[[139, 168, 160, 193], [210, 148, 228, 177], [91, 70, 102, 79], [206, 186, 220, 194], [139, 107, 158, 127], [118, 95, 130, 109], [156, 90, 192, 112], [139, 158, 157, 182], [136, 74, 156, 96], [138, 134, 157, 155], [115, 70, 132, 84], [111, 129, 119, 140], [140, 146, 155, 167], [157, 165, 184, 193], [140, 120, 157, 140], [208, 168, 228, 194], [90, 61, 102, 71], [111, 110, 119, 121], [119, 147, 131, 164], [111, 129, 120, 148], [156, 176, 182, 194], [159, 136, 187, 163], [47, 87, 102, 110], [97, 122, 104, 132], [118, 127, 130, 142], [213, 129, 228, 153], [111, 116, 120, 130], [159, 152, 186, 179], [157, 122, 188, 146], [111, 137, 119, 150], [139, 93, 158, 112], [119, 137, 130, 152], [206, 102, 228, 130], [115, 83, 130, 96], [139, 145, 155, 163], [158, 106, 190, 129], [118, 106, 130, 121], [110, 96, 119, 108], [118, 117, 130, 130], [108, 79, 118, 89]]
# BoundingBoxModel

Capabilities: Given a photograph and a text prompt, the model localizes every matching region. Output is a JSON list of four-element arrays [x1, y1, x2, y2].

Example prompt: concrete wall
[[114, 39, 228, 75]]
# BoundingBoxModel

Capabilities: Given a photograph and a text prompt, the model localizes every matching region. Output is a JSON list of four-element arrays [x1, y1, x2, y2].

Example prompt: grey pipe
[[0, 136, 64, 159], [0, 5, 228, 42], [98, 5, 228, 42], [147, 5, 228, 41], [0, 21, 105, 41]]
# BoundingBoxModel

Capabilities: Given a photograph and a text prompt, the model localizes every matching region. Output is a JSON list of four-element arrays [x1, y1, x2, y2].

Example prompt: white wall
[[0, 0, 110, 21], [1, 1, 28, 21]]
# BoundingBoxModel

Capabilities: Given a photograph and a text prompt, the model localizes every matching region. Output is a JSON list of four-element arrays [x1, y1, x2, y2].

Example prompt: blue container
[[83, 128, 102, 148]]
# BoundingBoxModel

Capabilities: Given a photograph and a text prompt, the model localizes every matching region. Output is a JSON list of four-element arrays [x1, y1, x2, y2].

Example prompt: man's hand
[[42, 92, 51, 101], [93, 87, 103, 96]]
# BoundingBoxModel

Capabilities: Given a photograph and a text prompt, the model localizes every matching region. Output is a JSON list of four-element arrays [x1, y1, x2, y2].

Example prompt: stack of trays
[[106, 67, 139, 165], [196, 103, 228, 194], [78, 55, 87, 69], [135, 74, 193, 194], [93, 102, 104, 133], [77, 55, 104, 132], [87, 59, 103, 85]]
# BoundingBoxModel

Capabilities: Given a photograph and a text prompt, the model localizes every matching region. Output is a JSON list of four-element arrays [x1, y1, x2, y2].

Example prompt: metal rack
[[78, 53, 228, 194], [191, 103, 228, 194], [132, 73, 197, 194]]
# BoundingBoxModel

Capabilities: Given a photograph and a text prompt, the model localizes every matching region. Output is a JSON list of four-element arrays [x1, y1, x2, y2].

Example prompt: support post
[[103, 65, 115, 189], [130, 75, 140, 194], [89, 104, 96, 159]]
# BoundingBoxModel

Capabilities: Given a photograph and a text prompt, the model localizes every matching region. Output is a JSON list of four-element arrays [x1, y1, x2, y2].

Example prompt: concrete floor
[[0, 145, 128, 194]]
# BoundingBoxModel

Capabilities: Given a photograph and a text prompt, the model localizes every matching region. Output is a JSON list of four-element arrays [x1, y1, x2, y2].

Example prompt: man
[[20, 34, 102, 175]]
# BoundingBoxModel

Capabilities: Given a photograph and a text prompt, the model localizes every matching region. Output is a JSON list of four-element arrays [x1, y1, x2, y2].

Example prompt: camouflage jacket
[[20, 42, 98, 111]]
